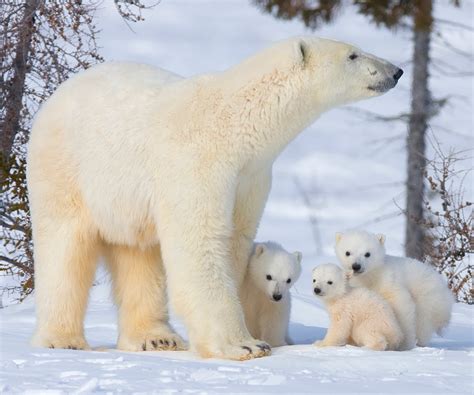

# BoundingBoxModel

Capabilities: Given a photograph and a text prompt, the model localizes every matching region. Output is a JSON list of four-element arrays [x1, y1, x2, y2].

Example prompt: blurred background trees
[[0, 0, 154, 301]]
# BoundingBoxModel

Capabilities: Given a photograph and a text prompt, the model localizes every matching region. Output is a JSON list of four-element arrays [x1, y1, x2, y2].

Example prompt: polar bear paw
[[213, 339, 271, 361], [31, 332, 90, 350], [117, 328, 186, 352]]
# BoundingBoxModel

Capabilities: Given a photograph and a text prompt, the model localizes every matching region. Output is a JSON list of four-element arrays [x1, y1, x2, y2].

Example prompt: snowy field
[[1, 0, 473, 393], [1, 280, 473, 394]]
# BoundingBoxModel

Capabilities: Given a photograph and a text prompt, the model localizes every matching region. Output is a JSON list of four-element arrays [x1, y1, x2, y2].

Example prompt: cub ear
[[254, 244, 266, 258], [335, 232, 343, 244], [376, 234, 386, 245], [293, 251, 303, 264]]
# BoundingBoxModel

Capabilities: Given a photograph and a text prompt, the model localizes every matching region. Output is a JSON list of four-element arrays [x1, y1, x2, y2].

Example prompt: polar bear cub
[[312, 264, 402, 350], [241, 242, 302, 347], [335, 230, 454, 349]]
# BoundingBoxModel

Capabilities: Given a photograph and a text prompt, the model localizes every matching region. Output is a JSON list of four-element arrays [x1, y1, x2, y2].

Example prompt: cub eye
[[312, 279, 316, 283], [286, 278, 291, 284], [349, 53, 358, 60], [327, 281, 333, 285], [345, 251, 351, 256], [266, 275, 272, 281], [365, 252, 371, 258]]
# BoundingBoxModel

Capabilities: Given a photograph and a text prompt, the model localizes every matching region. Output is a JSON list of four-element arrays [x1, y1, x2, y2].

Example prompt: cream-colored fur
[[335, 230, 454, 350], [241, 242, 302, 347], [27, 37, 402, 359], [312, 264, 402, 351]]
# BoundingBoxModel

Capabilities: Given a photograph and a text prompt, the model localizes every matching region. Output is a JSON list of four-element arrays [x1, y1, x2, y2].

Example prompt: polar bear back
[[28, 63, 188, 247], [384, 255, 450, 296]]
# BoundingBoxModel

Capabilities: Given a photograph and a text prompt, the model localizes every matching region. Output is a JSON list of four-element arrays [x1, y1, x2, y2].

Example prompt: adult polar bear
[[27, 37, 402, 360]]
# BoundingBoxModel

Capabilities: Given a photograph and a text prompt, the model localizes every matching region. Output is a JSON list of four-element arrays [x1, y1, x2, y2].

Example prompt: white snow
[[1, 0, 473, 393], [1, 281, 473, 393]]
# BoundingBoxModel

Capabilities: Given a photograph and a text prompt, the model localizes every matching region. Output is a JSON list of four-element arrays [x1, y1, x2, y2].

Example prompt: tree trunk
[[405, 0, 433, 260], [1, 0, 40, 171]]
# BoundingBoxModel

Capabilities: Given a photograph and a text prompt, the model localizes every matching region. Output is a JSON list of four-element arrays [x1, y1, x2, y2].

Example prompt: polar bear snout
[[393, 68, 404, 81], [313, 287, 322, 295], [351, 263, 363, 273], [366, 57, 403, 93], [272, 293, 283, 301]]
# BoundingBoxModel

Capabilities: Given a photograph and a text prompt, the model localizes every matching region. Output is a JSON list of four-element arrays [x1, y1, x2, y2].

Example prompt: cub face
[[312, 263, 346, 300], [335, 230, 386, 276], [248, 243, 302, 302]]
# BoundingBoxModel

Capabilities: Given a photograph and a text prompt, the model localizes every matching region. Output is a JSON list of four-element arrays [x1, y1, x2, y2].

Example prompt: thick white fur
[[241, 242, 302, 347], [27, 36, 400, 359], [312, 264, 402, 350], [335, 230, 454, 350]]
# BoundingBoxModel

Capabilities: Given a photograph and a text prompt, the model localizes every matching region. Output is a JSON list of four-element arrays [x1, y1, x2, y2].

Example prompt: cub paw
[[366, 338, 388, 351]]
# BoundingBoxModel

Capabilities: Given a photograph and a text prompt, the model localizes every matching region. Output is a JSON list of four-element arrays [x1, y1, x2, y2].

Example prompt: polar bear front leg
[[158, 179, 271, 360], [259, 306, 290, 347], [314, 315, 352, 347], [232, 167, 273, 286], [104, 244, 185, 352]]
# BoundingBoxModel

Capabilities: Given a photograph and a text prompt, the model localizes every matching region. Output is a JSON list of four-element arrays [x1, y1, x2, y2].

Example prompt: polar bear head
[[248, 242, 302, 302], [235, 37, 403, 111], [312, 264, 347, 301], [295, 37, 403, 108], [334, 230, 386, 276]]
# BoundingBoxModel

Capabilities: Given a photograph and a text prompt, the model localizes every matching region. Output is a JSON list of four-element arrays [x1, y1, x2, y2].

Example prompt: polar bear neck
[[212, 46, 333, 164], [323, 283, 350, 306], [218, 70, 325, 163], [353, 264, 386, 288]]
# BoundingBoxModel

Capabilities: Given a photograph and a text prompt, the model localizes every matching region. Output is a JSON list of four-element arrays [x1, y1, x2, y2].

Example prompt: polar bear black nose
[[273, 294, 282, 301], [393, 68, 403, 81], [314, 288, 321, 294], [352, 263, 362, 272]]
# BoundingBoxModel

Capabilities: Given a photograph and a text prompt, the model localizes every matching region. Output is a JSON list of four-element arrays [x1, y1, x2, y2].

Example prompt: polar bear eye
[[312, 279, 316, 283], [327, 281, 333, 285], [345, 251, 351, 256], [365, 252, 371, 258], [286, 278, 291, 284], [349, 53, 358, 60], [266, 275, 272, 281]]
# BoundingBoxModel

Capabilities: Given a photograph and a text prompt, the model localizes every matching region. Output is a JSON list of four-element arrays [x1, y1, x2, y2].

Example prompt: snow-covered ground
[[1, 279, 473, 394], [1, 0, 473, 393]]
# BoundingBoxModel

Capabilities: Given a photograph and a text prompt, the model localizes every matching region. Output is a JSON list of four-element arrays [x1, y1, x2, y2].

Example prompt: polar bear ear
[[376, 234, 386, 245], [293, 251, 303, 264], [335, 232, 343, 244], [297, 40, 309, 67], [254, 244, 266, 258]]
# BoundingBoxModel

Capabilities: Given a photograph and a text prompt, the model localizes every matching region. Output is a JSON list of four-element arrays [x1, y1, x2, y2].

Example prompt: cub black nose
[[273, 294, 282, 301], [352, 263, 361, 272], [314, 288, 321, 295], [393, 68, 403, 81]]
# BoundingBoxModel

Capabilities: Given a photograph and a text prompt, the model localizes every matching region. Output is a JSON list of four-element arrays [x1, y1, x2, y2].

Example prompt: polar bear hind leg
[[31, 214, 99, 350], [415, 308, 435, 347], [104, 244, 186, 351]]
